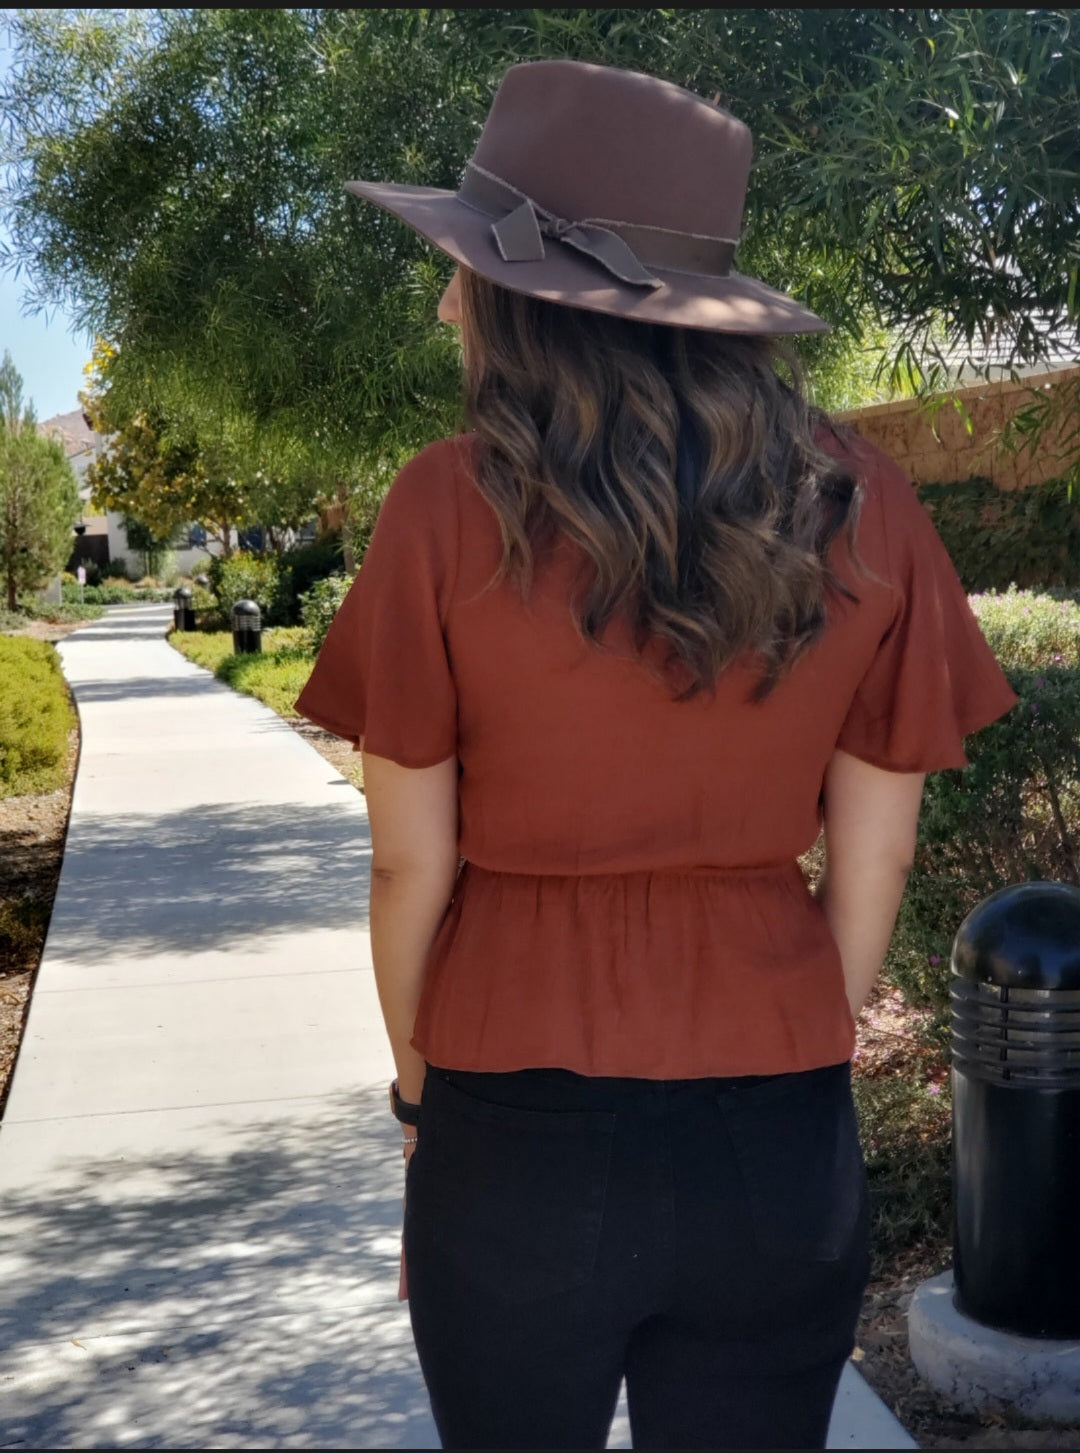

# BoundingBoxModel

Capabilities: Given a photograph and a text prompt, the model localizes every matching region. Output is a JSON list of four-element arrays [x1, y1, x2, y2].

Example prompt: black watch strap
[[389, 1079, 422, 1126]]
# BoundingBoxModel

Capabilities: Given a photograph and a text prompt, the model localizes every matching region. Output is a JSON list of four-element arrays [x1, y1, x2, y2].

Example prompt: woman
[[296, 60, 1017, 1450]]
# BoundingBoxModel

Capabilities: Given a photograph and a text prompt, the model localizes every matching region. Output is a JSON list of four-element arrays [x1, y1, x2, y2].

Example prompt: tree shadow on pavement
[[70, 676, 231, 701], [48, 801, 372, 963], [0, 1087, 437, 1449]]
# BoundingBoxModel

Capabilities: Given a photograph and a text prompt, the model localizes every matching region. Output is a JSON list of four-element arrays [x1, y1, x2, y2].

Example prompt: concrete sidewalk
[[0, 605, 915, 1448]]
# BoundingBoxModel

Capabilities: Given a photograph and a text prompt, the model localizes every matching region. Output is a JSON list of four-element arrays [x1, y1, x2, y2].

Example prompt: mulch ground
[[3, 662, 1079, 1446]]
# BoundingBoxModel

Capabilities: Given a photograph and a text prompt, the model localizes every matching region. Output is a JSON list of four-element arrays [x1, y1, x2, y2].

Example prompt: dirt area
[[3, 618, 94, 644], [0, 726, 78, 1117], [0, 617, 90, 1112], [289, 718, 365, 790], [4, 689, 1079, 1447]]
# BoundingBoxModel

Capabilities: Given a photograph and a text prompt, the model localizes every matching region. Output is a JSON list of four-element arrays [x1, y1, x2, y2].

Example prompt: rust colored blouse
[[295, 430, 1017, 1079]]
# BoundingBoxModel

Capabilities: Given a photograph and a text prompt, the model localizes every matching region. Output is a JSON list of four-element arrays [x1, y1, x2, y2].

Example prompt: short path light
[[909, 881, 1080, 1421], [173, 585, 196, 632], [231, 598, 262, 654]]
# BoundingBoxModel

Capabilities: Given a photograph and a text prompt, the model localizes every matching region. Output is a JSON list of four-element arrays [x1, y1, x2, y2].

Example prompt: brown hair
[[459, 268, 864, 703]]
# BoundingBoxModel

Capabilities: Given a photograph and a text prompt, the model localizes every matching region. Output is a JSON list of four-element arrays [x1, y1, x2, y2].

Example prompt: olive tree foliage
[[476, 8, 1080, 385], [3, 8, 1079, 489], [1, 8, 473, 477], [0, 352, 80, 611]]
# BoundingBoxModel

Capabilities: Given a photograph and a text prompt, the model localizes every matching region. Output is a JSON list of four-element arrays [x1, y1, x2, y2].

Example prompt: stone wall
[[836, 365, 1080, 490]]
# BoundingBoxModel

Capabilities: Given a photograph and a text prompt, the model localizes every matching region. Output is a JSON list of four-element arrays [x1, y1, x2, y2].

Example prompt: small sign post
[[76, 565, 86, 603]]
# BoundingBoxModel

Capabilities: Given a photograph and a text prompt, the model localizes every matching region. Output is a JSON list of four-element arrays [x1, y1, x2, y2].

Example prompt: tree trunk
[[220, 521, 233, 558], [5, 564, 15, 612], [337, 485, 356, 573]]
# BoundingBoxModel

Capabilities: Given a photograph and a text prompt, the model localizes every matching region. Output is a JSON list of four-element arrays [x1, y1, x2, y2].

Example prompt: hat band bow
[[457, 163, 736, 291]]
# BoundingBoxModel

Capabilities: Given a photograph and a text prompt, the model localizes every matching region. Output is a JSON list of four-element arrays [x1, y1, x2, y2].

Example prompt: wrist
[[389, 1078, 422, 1126]]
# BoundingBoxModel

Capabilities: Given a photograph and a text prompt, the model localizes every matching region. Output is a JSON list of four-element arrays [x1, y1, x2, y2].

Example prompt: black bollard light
[[173, 585, 196, 632], [231, 598, 262, 654], [951, 880, 1080, 1338]]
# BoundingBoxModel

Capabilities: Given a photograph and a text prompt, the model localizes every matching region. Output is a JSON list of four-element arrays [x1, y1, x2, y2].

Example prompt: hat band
[[457, 162, 737, 290]]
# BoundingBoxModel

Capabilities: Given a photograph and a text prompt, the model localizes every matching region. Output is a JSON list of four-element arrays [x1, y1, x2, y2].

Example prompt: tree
[[3, 9, 1079, 471], [1, 9, 470, 480], [0, 352, 80, 611], [81, 342, 323, 557]]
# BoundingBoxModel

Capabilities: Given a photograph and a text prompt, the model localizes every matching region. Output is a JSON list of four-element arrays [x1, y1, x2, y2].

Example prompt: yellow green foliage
[[0, 636, 75, 796]]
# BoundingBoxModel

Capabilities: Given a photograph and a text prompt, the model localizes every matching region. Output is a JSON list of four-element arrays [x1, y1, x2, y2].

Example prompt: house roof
[[39, 408, 99, 458], [933, 315, 1078, 383]]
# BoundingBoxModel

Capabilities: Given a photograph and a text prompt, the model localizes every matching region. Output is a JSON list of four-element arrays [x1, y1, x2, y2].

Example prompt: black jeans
[[404, 1060, 871, 1450]]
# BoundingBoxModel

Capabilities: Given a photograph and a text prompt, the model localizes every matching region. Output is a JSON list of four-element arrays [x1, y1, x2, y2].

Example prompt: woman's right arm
[[815, 748, 927, 1020]]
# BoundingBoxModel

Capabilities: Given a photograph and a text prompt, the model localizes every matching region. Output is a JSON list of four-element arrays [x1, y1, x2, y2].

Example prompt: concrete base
[[909, 1270, 1080, 1422]]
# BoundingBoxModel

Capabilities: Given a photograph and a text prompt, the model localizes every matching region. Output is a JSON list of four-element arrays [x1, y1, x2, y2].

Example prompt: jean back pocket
[[406, 1069, 615, 1305], [717, 1061, 867, 1263]]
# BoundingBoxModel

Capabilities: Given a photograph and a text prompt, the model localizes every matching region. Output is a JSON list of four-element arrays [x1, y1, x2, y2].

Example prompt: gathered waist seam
[[461, 859, 802, 881]]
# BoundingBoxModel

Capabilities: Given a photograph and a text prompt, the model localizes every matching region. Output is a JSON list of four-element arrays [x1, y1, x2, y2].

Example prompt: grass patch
[[170, 627, 314, 717], [0, 636, 77, 798]]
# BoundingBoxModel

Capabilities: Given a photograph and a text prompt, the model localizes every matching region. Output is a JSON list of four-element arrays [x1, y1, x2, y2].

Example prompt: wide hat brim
[[346, 180, 828, 335]]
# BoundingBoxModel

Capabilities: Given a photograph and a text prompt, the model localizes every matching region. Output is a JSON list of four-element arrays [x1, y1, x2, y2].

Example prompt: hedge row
[[920, 475, 1080, 592]]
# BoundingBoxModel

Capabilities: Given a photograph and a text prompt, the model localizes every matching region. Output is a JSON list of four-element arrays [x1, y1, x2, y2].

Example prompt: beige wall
[[836, 365, 1080, 491]]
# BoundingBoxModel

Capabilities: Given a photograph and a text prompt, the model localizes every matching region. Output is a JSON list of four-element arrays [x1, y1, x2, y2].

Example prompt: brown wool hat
[[346, 59, 828, 335]]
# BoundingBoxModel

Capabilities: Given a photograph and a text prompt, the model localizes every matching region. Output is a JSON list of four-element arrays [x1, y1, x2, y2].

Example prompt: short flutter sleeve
[[294, 443, 459, 767], [835, 447, 1018, 773]]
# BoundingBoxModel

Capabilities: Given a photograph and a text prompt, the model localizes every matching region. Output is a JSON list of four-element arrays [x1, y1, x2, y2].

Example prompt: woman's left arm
[[362, 750, 461, 1111]]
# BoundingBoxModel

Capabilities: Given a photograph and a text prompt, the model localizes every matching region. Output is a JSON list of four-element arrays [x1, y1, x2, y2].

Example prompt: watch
[[389, 1079, 422, 1127]]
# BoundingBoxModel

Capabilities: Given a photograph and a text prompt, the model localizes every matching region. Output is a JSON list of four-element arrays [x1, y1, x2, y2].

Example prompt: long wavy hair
[[459, 268, 864, 703]]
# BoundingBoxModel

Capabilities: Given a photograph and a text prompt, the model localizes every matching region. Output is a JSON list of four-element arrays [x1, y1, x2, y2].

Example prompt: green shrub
[[966, 584, 1080, 667], [103, 557, 133, 579], [920, 476, 1080, 592], [299, 572, 354, 652], [19, 601, 105, 624], [188, 583, 224, 630], [281, 532, 345, 616], [0, 636, 75, 796], [60, 581, 172, 604], [885, 589, 1080, 1038], [208, 551, 292, 625]]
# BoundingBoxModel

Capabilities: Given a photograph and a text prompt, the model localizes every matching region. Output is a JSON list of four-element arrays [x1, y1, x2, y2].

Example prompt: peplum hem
[[411, 861, 856, 1080]]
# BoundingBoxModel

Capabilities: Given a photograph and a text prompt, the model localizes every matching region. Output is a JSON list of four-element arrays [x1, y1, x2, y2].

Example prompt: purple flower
[[928, 1084, 942, 1096], [1032, 704, 1040, 715], [929, 955, 941, 966]]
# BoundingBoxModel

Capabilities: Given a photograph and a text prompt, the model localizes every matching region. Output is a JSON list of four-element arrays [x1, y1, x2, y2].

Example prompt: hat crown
[[471, 60, 752, 241]]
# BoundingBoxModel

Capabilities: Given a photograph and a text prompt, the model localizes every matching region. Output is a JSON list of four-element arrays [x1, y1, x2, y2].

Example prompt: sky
[[0, 26, 93, 425], [1, 267, 93, 425]]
